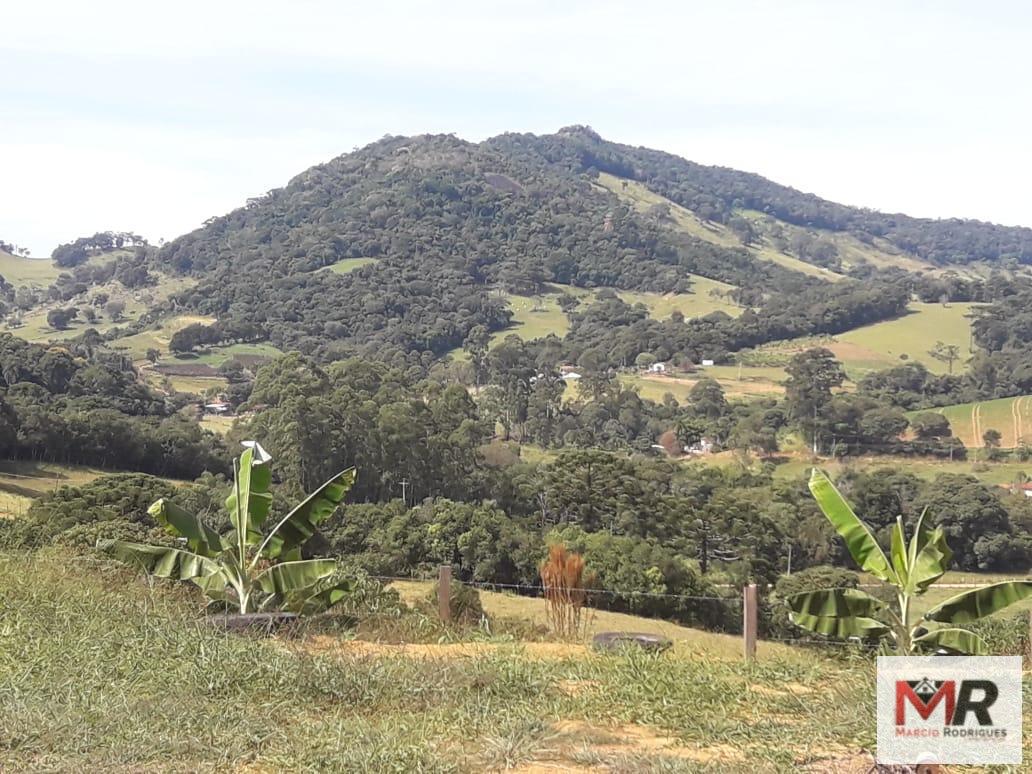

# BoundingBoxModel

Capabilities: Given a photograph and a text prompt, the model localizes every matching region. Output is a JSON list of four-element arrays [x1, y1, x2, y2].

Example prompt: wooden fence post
[[743, 583, 757, 662], [438, 565, 452, 623]]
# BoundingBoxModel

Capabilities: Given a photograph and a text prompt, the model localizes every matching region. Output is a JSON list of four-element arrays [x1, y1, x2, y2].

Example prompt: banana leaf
[[148, 499, 223, 557], [785, 587, 886, 618], [923, 580, 1032, 624], [255, 559, 340, 597], [258, 467, 355, 559], [890, 517, 908, 584], [226, 446, 273, 536], [914, 626, 988, 655], [285, 578, 356, 615], [789, 610, 891, 639], [907, 524, 952, 594], [97, 539, 220, 581], [809, 468, 895, 583]]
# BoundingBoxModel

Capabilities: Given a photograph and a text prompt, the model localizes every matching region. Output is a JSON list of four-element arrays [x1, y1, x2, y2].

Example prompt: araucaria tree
[[786, 469, 1032, 654], [99, 442, 356, 615]]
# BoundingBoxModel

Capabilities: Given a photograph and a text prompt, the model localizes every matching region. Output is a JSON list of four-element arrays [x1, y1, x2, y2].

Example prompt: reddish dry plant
[[540, 545, 596, 639]]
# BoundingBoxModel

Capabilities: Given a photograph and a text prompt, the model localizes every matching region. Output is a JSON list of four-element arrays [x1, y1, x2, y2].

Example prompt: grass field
[[199, 415, 236, 435], [110, 314, 218, 360], [0, 460, 119, 517], [744, 302, 979, 383], [835, 302, 979, 376], [760, 454, 1032, 488], [918, 394, 1032, 448], [0, 250, 65, 287], [623, 364, 786, 402], [390, 580, 784, 660], [328, 257, 378, 274]]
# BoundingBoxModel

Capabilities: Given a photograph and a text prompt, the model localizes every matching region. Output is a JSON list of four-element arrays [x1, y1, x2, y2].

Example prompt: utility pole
[[399, 478, 409, 505]]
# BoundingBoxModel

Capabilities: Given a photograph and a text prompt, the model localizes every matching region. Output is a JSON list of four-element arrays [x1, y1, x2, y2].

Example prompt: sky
[[3, 0, 1031, 257]]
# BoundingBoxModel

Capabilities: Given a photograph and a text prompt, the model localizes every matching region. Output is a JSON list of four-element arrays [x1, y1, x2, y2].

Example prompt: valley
[[2, 127, 1031, 772]]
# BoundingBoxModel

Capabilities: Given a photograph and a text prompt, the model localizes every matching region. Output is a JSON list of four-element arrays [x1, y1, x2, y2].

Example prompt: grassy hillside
[[0, 248, 135, 289], [0, 460, 123, 519], [455, 278, 742, 358], [597, 173, 853, 281], [1, 272, 196, 343], [761, 454, 1031, 487], [919, 394, 1032, 448], [0, 250, 64, 287], [0, 550, 895, 772], [835, 302, 979, 376], [741, 302, 978, 385]]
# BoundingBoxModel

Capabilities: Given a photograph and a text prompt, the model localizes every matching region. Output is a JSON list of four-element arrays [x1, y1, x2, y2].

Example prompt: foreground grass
[[0, 551, 939, 772]]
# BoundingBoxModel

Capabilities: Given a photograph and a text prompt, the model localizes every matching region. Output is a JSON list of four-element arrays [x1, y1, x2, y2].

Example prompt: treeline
[[51, 231, 148, 267], [502, 126, 1032, 266], [563, 280, 909, 366], [0, 334, 226, 478], [169, 320, 264, 353]]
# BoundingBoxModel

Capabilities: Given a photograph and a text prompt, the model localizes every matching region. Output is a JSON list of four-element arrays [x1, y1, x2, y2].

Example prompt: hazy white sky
[[3, 0, 1031, 256]]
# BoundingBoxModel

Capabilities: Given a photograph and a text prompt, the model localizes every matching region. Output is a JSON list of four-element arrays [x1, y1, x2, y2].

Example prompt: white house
[[647, 362, 667, 374]]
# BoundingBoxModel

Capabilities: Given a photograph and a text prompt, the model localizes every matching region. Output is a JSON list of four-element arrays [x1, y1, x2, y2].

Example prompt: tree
[[727, 216, 756, 245], [786, 469, 1032, 654], [927, 341, 962, 374], [910, 412, 951, 440], [462, 324, 490, 392], [913, 474, 1018, 570], [688, 378, 727, 419], [785, 348, 845, 453], [105, 299, 126, 321], [634, 352, 656, 369], [99, 443, 357, 615], [145, 348, 161, 364], [983, 428, 1002, 453], [46, 307, 77, 330]]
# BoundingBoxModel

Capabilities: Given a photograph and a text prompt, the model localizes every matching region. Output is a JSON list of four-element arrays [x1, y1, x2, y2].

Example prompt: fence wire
[[367, 574, 742, 603]]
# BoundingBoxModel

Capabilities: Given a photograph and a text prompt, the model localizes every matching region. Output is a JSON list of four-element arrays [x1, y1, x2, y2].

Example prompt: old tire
[[591, 631, 673, 653]]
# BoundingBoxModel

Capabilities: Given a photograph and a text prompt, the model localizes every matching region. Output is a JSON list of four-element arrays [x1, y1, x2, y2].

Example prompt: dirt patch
[[800, 750, 875, 773], [750, 681, 812, 697], [297, 635, 587, 660], [556, 679, 602, 696], [641, 374, 781, 397], [154, 363, 219, 377], [553, 720, 747, 764]]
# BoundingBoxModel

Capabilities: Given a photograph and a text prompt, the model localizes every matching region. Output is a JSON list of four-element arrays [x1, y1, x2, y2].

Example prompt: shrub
[[766, 565, 859, 639], [423, 578, 485, 626], [540, 544, 596, 639]]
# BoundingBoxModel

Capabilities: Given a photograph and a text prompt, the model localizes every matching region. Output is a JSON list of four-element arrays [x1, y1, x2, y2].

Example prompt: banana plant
[[785, 468, 1032, 654], [98, 442, 356, 615]]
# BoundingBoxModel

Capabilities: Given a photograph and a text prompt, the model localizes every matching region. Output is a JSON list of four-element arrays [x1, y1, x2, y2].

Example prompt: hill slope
[[142, 127, 1031, 367]]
